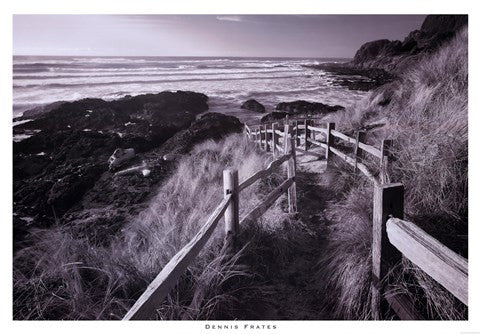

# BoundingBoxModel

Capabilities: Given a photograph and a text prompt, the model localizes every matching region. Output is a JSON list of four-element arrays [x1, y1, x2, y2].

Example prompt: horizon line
[[12, 54, 353, 60]]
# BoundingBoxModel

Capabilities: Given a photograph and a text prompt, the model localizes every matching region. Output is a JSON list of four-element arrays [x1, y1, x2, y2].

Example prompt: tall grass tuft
[[317, 27, 468, 319]]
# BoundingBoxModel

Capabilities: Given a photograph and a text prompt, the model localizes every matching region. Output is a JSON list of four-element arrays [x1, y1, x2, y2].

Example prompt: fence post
[[380, 139, 393, 184], [261, 125, 266, 150], [295, 120, 300, 147], [311, 119, 316, 142], [354, 131, 366, 173], [304, 119, 311, 151], [371, 182, 404, 320], [223, 169, 239, 247], [272, 123, 278, 158], [284, 123, 297, 213], [265, 125, 271, 152], [325, 122, 335, 164]]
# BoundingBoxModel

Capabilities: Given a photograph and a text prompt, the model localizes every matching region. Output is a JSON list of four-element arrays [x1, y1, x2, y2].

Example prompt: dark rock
[[303, 64, 395, 91], [62, 112, 243, 246], [350, 15, 467, 72], [421, 15, 468, 34], [303, 15, 467, 90], [276, 100, 344, 115], [241, 99, 266, 113], [46, 162, 105, 214], [13, 91, 243, 251], [19, 100, 67, 119], [160, 112, 243, 155], [260, 112, 290, 123], [353, 39, 403, 65], [13, 91, 210, 230]]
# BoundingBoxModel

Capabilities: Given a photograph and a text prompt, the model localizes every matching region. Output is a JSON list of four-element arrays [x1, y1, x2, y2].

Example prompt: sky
[[13, 15, 427, 58]]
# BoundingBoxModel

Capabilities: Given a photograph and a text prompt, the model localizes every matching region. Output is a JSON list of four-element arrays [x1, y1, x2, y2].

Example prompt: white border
[[1, 1, 479, 334]]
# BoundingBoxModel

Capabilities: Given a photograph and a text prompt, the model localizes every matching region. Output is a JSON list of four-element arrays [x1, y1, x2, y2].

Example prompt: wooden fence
[[123, 115, 468, 320], [245, 116, 468, 320], [122, 122, 297, 320]]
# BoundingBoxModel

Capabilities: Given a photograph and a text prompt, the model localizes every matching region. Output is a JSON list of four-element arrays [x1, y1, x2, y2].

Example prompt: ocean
[[13, 56, 366, 123]]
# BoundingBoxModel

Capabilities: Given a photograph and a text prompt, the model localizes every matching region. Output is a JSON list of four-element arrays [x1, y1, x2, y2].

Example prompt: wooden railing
[[246, 116, 468, 320], [245, 117, 390, 185], [123, 115, 467, 321], [386, 218, 468, 306], [123, 123, 297, 320]]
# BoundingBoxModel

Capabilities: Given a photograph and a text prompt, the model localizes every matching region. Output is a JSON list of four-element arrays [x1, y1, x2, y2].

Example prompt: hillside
[[317, 21, 468, 319], [351, 15, 467, 73], [305, 15, 467, 91]]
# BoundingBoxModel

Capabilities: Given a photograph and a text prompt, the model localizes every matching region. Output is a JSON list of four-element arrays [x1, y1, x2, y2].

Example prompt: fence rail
[[123, 194, 232, 320], [386, 218, 468, 306]]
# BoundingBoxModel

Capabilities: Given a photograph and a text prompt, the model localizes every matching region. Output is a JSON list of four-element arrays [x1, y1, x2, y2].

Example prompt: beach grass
[[317, 26, 468, 319]]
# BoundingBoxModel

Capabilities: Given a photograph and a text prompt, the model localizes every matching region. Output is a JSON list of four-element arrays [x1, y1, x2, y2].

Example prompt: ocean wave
[[13, 69, 302, 81], [13, 74, 307, 89]]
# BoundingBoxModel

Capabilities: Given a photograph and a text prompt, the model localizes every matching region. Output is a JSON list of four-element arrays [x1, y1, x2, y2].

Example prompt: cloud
[[216, 15, 243, 22]]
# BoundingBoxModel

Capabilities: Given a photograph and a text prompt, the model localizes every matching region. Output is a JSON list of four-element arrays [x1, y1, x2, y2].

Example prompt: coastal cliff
[[351, 15, 467, 73], [305, 15, 467, 91]]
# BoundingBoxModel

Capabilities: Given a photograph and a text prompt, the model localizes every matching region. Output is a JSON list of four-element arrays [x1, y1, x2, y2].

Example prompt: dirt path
[[259, 149, 335, 320]]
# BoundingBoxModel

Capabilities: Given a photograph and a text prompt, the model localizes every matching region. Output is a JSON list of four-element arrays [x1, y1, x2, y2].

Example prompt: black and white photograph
[[2, 1, 479, 333]]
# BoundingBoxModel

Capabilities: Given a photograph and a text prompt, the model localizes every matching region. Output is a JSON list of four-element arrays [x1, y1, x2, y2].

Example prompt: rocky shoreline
[[303, 64, 395, 91], [13, 88, 353, 252], [13, 91, 243, 249]]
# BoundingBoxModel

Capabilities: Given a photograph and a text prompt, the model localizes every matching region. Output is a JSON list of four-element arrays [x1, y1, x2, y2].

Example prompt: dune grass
[[316, 27, 468, 319], [13, 134, 297, 320]]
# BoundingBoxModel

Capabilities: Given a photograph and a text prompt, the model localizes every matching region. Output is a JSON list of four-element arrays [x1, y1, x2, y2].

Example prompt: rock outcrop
[[241, 99, 266, 113], [276, 100, 344, 115], [260, 112, 290, 123], [304, 15, 467, 91], [13, 92, 241, 247], [351, 15, 467, 73], [260, 101, 344, 123]]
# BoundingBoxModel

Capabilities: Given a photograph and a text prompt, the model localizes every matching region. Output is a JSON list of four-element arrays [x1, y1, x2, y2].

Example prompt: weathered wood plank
[[385, 287, 425, 320], [304, 119, 311, 150], [380, 139, 393, 184], [371, 183, 404, 320], [223, 169, 239, 238], [294, 120, 299, 147], [358, 141, 382, 159], [329, 146, 356, 165], [308, 125, 327, 134], [240, 177, 294, 224], [325, 122, 335, 162], [238, 153, 291, 192], [354, 131, 366, 173], [260, 125, 265, 150], [331, 129, 356, 145], [123, 195, 232, 320], [284, 124, 297, 213], [329, 147, 378, 183], [386, 218, 468, 306], [244, 124, 251, 135], [306, 138, 328, 150], [272, 123, 278, 158]]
